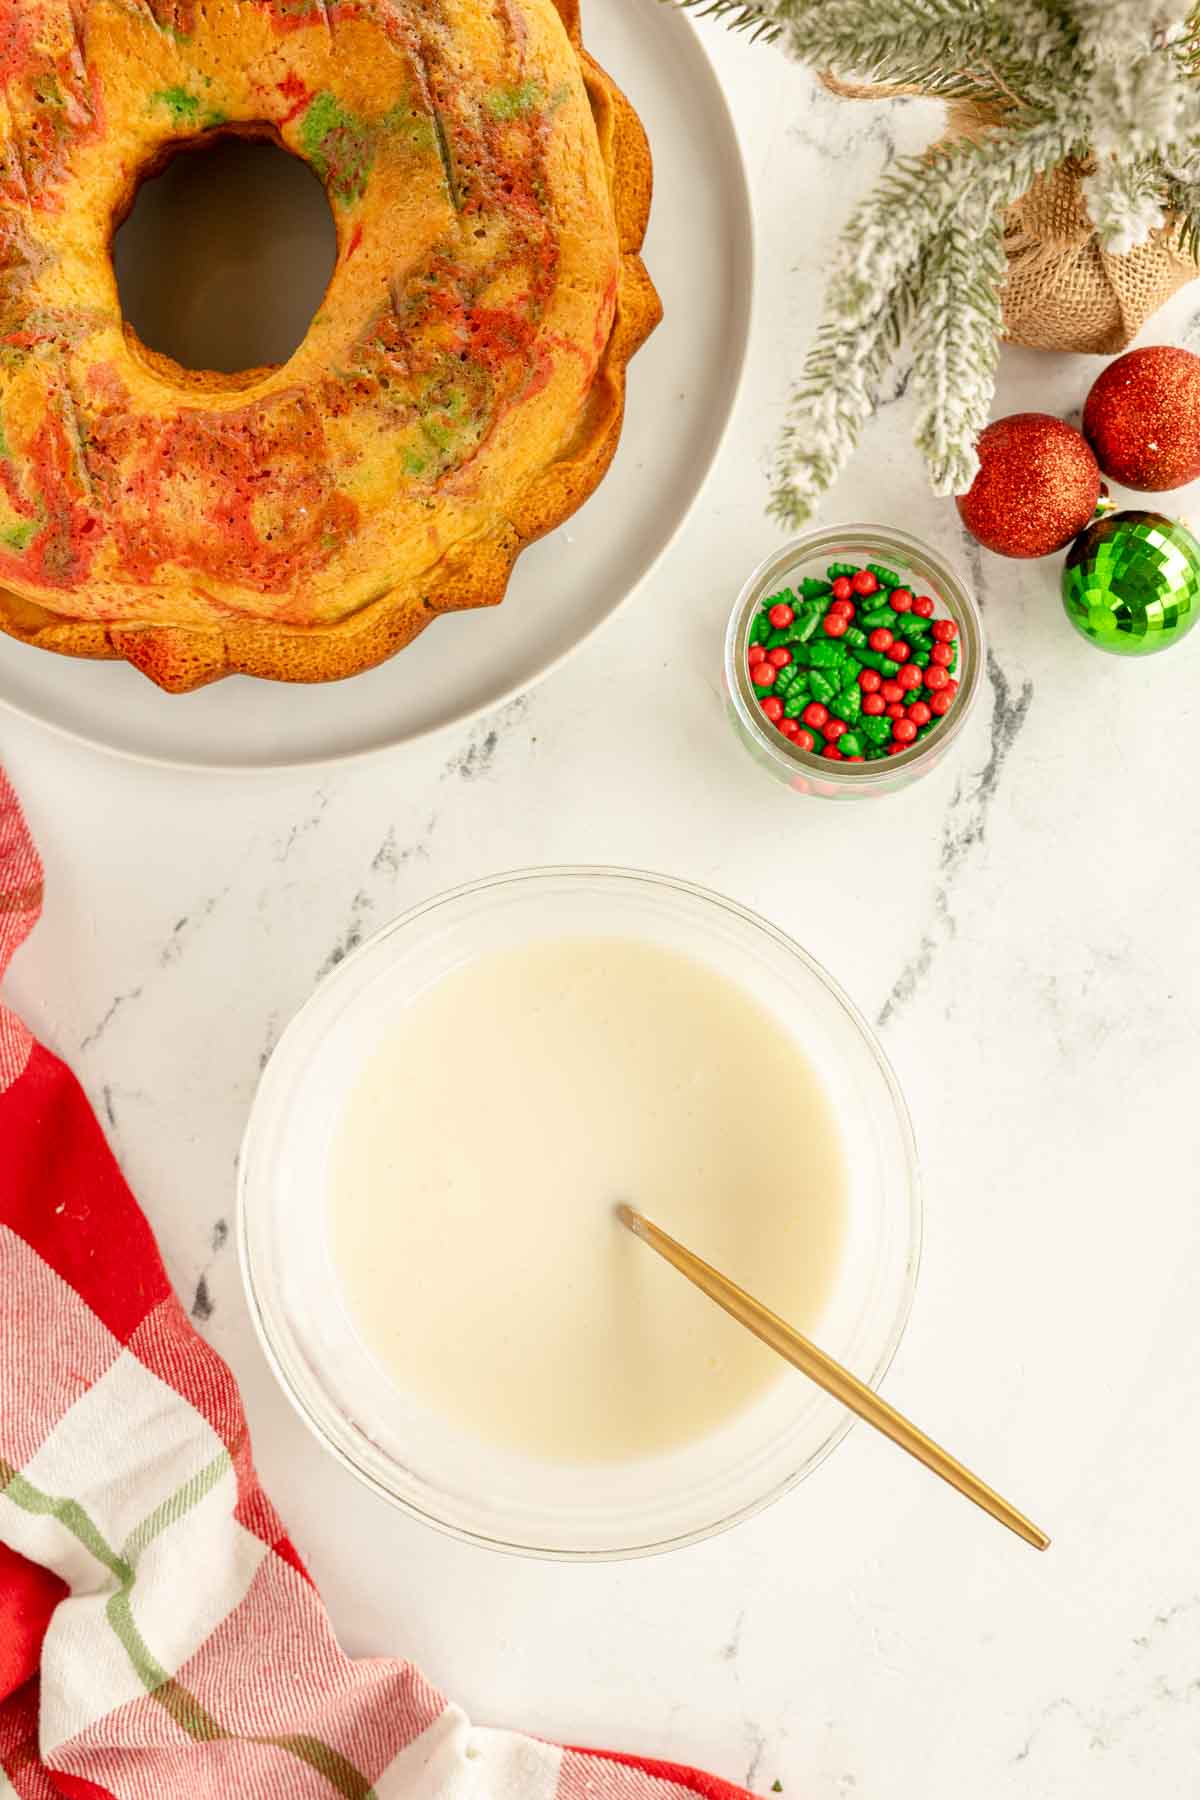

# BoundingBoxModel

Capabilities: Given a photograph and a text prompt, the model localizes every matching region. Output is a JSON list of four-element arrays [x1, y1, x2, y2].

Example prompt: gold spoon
[[616, 1203, 1049, 1552]]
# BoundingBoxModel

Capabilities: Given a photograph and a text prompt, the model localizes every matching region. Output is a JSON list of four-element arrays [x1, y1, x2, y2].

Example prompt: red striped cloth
[[0, 768, 752, 1800]]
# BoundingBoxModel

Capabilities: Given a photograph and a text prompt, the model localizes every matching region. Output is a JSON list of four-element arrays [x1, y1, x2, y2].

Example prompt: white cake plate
[[0, 0, 752, 770]]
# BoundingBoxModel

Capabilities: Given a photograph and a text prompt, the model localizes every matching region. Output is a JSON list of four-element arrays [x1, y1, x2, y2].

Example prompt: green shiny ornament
[[1062, 510, 1200, 656]]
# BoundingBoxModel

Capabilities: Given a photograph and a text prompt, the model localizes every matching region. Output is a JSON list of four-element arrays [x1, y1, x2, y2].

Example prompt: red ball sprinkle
[[889, 639, 911, 663], [768, 601, 795, 629], [930, 691, 954, 716], [755, 664, 776, 687], [859, 668, 882, 693], [912, 595, 935, 618], [930, 642, 953, 667], [851, 569, 878, 596], [885, 703, 906, 720], [931, 618, 957, 641], [794, 728, 816, 751], [892, 717, 918, 745], [822, 717, 848, 741], [867, 627, 894, 652], [828, 598, 856, 619], [945, 678, 959, 697], [760, 695, 784, 721], [846, 755, 865, 761], [880, 680, 904, 704], [778, 716, 800, 738], [830, 577, 853, 602], [766, 646, 792, 668], [924, 665, 950, 692], [862, 693, 886, 716], [889, 588, 913, 613], [748, 641, 766, 664], [802, 702, 828, 729], [822, 744, 844, 760], [907, 700, 931, 726], [823, 612, 849, 637], [885, 742, 905, 755], [897, 663, 923, 692]]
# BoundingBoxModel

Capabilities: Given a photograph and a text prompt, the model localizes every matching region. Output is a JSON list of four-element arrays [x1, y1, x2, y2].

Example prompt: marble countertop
[[5, 20, 1200, 1797]]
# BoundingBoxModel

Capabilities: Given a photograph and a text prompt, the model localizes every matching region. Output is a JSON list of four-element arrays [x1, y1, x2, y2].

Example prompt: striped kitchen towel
[[0, 768, 749, 1800]]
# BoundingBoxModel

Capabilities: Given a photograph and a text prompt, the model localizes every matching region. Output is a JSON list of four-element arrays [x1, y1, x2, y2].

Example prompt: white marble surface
[[5, 22, 1200, 1798]]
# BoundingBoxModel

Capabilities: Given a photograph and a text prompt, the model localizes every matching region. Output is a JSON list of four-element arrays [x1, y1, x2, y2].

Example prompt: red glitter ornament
[[1082, 346, 1200, 492], [956, 414, 1100, 558]]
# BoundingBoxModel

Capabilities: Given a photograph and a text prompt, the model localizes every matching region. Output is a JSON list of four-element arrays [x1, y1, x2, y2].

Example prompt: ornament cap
[[1091, 485, 1117, 524]]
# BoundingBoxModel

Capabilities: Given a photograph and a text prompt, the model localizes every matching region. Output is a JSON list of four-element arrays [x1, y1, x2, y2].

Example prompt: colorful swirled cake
[[0, 0, 660, 690]]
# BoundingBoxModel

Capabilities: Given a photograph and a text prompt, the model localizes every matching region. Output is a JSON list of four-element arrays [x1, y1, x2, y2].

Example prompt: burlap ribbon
[[824, 76, 1200, 355]]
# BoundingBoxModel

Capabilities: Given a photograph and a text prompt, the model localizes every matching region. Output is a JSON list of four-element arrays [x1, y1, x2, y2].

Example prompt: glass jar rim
[[725, 525, 983, 786]]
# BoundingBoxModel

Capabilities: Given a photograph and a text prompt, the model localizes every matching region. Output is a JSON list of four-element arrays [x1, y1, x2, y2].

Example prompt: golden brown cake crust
[[0, 0, 660, 692]]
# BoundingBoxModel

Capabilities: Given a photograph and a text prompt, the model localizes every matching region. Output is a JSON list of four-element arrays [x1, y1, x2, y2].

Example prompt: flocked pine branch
[[679, 0, 1076, 104], [1086, 156, 1170, 254], [677, 0, 1200, 522], [1164, 172, 1200, 258], [769, 119, 1082, 523], [910, 205, 1007, 495]]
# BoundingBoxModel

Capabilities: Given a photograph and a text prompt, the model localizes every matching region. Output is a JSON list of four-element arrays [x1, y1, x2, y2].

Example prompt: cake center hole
[[113, 134, 338, 375]]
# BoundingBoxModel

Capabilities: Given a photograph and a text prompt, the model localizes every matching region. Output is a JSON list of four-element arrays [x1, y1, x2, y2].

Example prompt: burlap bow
[[825, 77, 1200, 354]]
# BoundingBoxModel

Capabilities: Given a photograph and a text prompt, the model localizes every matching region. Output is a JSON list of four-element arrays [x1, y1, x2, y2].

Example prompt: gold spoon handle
[[617, 1204, 1049, 1552]]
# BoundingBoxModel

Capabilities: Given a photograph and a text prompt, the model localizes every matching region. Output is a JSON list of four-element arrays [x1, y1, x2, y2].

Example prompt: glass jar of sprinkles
[[724, 526, 983, 800]]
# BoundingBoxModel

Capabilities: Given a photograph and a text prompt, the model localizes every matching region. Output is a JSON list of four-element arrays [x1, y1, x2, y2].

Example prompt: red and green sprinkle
[[747, 562, 960, 761], [299, 91, 377, 203]]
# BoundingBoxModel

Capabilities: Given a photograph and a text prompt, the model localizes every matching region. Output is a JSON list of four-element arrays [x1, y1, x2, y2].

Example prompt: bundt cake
[[0, 0, 660, 691]]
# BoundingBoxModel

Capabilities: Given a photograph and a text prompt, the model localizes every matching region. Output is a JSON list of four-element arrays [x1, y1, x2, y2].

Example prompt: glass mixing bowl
[[238, 868, 921, 1558]]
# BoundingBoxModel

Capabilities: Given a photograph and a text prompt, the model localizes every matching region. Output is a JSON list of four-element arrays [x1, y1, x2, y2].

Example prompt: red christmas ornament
[[1082, 346, 1200, 492], [956, 413, 1100, 558]]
